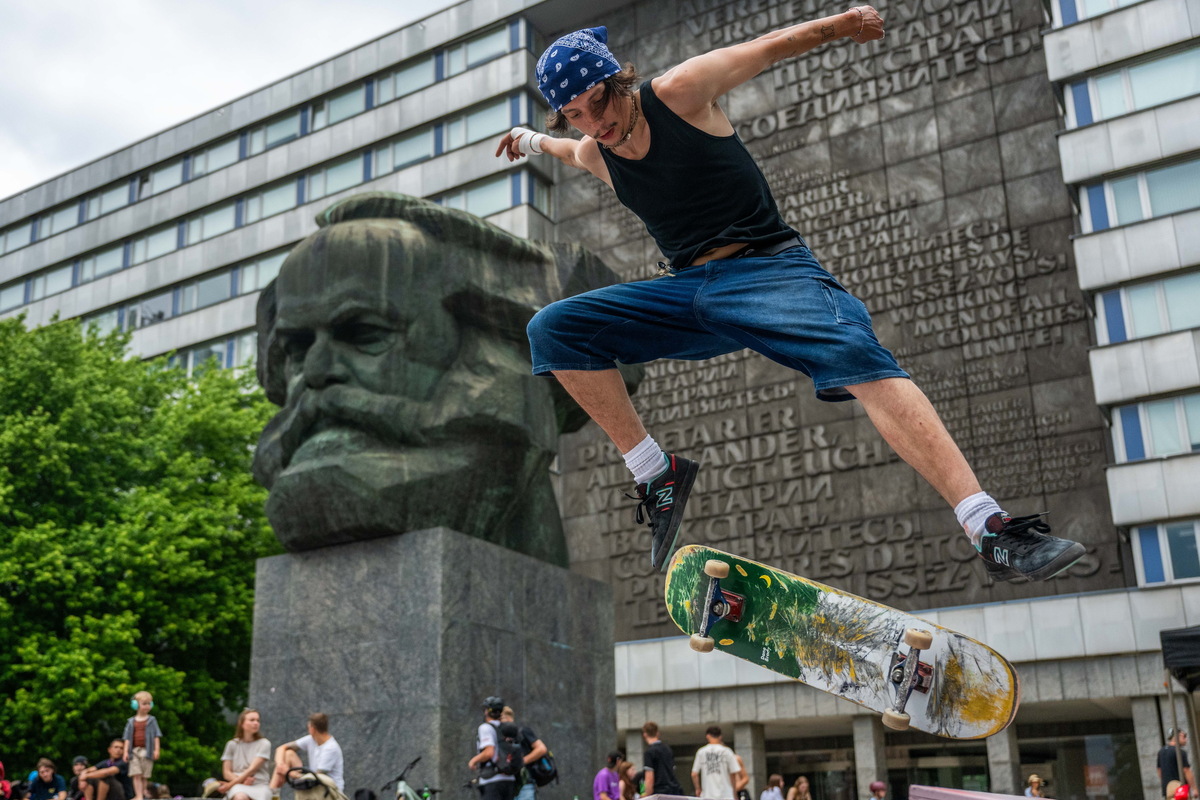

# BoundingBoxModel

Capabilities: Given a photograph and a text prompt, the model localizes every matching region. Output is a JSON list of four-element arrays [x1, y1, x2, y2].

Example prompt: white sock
[[623, 435, 668, 485], [955, 491, 1003, 547]]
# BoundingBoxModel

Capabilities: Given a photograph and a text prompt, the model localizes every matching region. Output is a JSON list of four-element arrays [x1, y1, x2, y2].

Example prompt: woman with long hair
[[219, 709, 273, 800], [785, 776, 812, 800]]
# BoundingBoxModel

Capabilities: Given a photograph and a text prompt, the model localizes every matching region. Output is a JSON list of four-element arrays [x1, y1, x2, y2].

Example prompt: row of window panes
[[0, 20, 528, 256], [1053, 0, 1140, 26], [1080, 157, 1200, 233], [1095, 271, 1200, 345], [84, 251, 286, 335], [3, 91, 540, 315], [1065, 46, 1200, 128], [165, 331, 259, 377], [1136, 519, 1200, 585], [1113, 393, 1200, 462]]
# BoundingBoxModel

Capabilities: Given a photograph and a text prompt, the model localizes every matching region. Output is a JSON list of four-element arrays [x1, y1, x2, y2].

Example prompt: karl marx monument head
[[251, 192, 634, 565]]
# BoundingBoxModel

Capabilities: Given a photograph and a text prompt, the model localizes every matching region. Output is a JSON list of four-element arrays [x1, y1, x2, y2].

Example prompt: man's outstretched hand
[[850, 5, 884, 43]]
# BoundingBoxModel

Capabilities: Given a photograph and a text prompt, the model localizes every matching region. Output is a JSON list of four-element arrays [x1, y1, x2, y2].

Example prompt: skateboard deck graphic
[[664, 545, 1019, 739]]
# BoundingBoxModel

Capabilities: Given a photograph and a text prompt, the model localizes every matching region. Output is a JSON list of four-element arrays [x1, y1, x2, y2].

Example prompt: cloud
[[0, 0, 452, 202]]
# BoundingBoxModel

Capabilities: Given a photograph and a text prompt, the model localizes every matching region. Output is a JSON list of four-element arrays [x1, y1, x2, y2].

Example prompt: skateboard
[[664, 545, 1019, 740]]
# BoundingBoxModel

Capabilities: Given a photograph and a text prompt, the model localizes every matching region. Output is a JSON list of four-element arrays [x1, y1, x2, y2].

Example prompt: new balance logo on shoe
[[655, 486, 673, 507], [992, 547, 1010, 567], [976, 511, 1085, 582]]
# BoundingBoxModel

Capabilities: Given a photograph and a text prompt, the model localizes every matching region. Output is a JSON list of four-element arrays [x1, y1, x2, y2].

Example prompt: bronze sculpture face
[[252, 193, 635, 564]]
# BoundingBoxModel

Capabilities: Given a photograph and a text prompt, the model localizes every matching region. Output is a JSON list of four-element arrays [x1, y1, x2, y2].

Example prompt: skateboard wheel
[[689, 634, 715, 653], [903, 628, 933, 651], [704, 560, 730, 579], [882, 709, 911, 731]]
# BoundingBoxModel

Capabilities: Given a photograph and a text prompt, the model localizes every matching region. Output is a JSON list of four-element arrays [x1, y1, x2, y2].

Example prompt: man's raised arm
[[657, 6, 884, 115], [495, 127, 594, 171]]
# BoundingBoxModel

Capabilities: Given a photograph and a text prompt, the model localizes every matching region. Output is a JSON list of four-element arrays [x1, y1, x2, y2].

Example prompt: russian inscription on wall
[[551, 0, 1121, 641]]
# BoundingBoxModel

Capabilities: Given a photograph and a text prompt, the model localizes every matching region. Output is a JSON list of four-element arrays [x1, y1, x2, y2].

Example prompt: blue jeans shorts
[[527, 245, 909, 401]]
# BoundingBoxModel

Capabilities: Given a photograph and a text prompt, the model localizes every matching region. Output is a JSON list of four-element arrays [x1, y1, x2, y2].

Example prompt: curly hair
[[544, 64, 641, 134]]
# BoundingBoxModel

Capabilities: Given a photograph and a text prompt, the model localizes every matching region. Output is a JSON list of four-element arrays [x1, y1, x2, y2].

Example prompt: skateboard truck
[[882, 628, 934, 731], [689, 559, 744, 653]]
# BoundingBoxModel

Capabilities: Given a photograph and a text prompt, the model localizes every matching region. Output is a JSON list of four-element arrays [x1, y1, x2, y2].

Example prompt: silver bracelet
[[855, 6, 865, 37]]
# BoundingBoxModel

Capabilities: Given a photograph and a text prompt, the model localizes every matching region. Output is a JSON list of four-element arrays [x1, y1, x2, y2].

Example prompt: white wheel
[[704, 559, 730, 579], [689, 634, 715, 653], [903, 628, 933, 650], [882, 709, 910, 731]]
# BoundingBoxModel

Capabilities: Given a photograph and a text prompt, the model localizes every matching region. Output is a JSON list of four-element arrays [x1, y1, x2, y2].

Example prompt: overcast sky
[[0, 0, 460, 203]]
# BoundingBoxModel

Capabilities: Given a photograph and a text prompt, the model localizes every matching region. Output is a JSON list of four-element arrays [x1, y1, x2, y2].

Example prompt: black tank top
[[599, 81, 795, 268]]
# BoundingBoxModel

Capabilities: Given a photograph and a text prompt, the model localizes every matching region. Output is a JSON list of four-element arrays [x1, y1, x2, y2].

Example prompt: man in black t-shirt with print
[[642, 722, 684, 797], [1160, 729, 1196, 799]]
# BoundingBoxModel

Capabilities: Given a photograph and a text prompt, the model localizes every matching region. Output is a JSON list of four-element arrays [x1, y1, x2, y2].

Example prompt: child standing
[[123, 691, 163, 800]]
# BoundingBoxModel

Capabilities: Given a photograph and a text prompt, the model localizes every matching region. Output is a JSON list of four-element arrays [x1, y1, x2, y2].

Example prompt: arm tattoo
[[820, 23, 836, 40]]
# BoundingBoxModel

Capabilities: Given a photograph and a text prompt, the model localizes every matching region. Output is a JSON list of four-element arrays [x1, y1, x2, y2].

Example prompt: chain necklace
[[601, 96, 640, 150]]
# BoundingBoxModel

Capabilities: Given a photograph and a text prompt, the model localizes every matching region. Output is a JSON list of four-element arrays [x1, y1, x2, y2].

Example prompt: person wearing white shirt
[[269, 713, 345, 792], [690, 727, 744, 800]]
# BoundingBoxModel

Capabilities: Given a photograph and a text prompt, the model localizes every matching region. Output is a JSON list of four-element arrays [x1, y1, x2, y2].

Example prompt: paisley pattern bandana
[[536, 27, 622, 111]]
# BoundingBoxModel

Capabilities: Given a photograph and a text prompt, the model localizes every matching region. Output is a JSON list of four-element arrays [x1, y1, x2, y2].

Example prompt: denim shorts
[[527, 245, 909, 401]]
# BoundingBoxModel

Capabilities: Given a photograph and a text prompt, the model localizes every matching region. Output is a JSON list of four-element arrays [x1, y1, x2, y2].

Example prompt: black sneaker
[[629, 453, 700, 572], [977, 512, 1086, 582]]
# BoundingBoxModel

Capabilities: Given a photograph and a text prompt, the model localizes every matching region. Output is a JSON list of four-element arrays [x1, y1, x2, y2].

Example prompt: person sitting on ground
[[67, 758, 88, 800], [1, 760, 13, 800], [270, 713, 344, 794], [28, 760, 66, 800], [219, 708, 273, 800], [79, 742, 134, 800]]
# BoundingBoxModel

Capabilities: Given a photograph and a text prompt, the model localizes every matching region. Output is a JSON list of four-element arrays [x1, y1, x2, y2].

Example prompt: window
[[311, 84, 367, 131], [445, 26, 509, 77], [127, 290, 173, 330], [80, 245, 124, 281], [235, 331, 258, 367], [180, 339, 229, 376], [531, 176, 552, 217], [248, 111, 303, 156], [245, 181, 298, 224], [0, 281, 25, 311], [1136, 520, 1200, 584], [180, 271, 232, 313], [1114, 393, 1200, 461], [2, 220, 33, 254], [186, 202, 237, 245], [307, 155, 364, 201], [439, 174, 512, 218], [84, 308, 121, 335], [1081, 157, 1200, 232], [191, 136, 240, 178], [1065, 47, 1200, 127], [376, 57, 436, 103], [29, 265, 73, 301], [1054, 0, 1141, 25], [130, 225, 178, 266], [444, 99, 510, 150], [86, 182, 130, 220], [38, 204, 79, 238], [139, 159, 185, 199], [1096, 271, 1200, 344], [375, 128, 435, 174], [239, 251, 287, 293]]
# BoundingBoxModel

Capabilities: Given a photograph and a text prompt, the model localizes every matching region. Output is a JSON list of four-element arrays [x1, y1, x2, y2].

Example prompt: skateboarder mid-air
[[496, 8, 1086, 582]]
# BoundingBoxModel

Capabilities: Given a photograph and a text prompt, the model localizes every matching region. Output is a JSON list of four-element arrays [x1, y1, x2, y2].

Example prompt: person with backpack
[[500, 706, 555, 800], [468, 697, 517, 800]]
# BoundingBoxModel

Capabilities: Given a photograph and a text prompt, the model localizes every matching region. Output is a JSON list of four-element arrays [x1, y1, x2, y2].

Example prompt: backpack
[[491, 722, 524, 777], [526, 750, 558, 787]]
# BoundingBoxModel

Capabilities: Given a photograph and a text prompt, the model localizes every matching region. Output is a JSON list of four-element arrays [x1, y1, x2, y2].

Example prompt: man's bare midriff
[[690, 242, 749, 266]]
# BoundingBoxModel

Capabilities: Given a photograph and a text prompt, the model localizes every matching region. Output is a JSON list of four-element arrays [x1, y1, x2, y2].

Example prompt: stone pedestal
[[249, 527, 615, 800]]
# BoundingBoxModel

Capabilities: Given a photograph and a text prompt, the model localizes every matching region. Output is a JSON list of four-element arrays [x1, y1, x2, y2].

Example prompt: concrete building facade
[[2, 0, 1197, 797]]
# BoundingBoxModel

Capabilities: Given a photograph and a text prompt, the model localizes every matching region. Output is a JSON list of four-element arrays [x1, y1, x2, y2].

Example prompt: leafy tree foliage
[[0, 317, 280, 789]]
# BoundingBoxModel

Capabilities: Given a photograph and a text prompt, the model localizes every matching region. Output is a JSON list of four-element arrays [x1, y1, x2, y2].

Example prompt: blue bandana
[[536, 27, 622, 111]]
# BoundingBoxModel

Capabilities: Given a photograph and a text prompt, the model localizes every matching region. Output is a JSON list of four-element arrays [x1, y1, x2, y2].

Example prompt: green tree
[[0, 316, 280, 790]]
